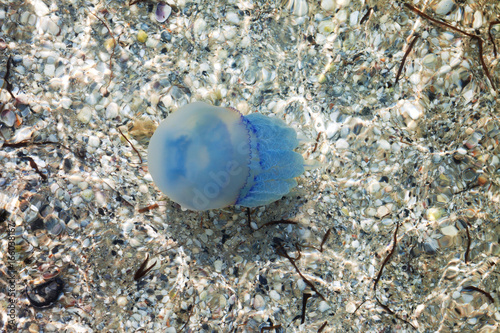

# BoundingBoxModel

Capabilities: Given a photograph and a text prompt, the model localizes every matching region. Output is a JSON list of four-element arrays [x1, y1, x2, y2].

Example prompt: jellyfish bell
[[147, 102, 304, 211]]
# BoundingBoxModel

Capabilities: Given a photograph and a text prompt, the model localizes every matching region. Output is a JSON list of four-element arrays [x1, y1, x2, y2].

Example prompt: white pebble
[[318, 301, 331, 312], [441, 225, 458, 237], [378, 139, 391, 151], [88, 135, 100, 147], [349, 11, 359, 26], [226, 12, 240, 24], [253, 294, 266, 310], [193, 17, 207, 35], [32, 0, 50, 16], [81, 189, 94, 202], [106, 102, 119, 119], [60, 97, 72, 109], [346, 302, 357, 313], [77, 107, 92, 123], [213, 259, 223, 273], [400, 101, 422, 120], [269, 290, 281, 301], [434, 0, 456, 16], [116, 296, 128, 307], [335, 138, 349, 149], [44, 64, 55, 77], [321, 0, 335, 11], [82, 238, 91, 247], [473, 11, 483, 29]]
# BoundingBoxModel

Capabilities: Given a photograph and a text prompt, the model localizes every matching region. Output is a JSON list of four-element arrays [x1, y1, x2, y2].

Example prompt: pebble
[[318, 301, 331, 312], [88, 135, 100, 147], [106, 102, 119, 119], [213, 259, 223, 273], [253, 294, 266, 310], [81, 189, 94, 202], [269, 290, 281, 301], [441, 225, 458, 237], [335, 138, 349, 149], [60, 97, 72, 109], [137, 30, 148, 43], [77, 107, 92, 123], [117, 296, 128, 307], [193, 17, 207, 35], [321, 0, 335, 11], [44, 64, 55, 77], [433, 0, 456, 16]]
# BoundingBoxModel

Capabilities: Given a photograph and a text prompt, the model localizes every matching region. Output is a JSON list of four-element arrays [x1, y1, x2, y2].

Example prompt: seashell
[[155, 2, 171, 23], [27, 277, 64, 309], [432, 0, 456, 16], [148, 102, 304, 210], [0, 109, 17, 127]]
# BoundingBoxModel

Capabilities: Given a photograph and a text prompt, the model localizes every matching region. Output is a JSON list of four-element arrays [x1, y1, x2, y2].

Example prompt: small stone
[[106, 102, 119, 119], [44, 64, 55, 77], [193, 17, 207, 35], [253, 294, 266, 310], [441, 225, 458, 237], [88, 135, 100, 147], [335, 138, 349, 149], [137, 30, 148, 43], [226, 12, 240, 24], [213, 259, 223, 273], [116, 296, 128, 307], [81, 189, 94, 202], [60, 97, 72, 109], [318, 301, 331, 312], [321, 0, 335, 11], [346, 302, 357, 313], [77, 107, 92, 123], [269, 290, 280, 301], [433, 0, 456, 16]]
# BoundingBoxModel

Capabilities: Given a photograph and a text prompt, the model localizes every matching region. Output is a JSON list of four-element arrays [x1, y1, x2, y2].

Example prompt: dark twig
[[257, 219, 298, 230], [395, 34, 419, 84], [260, 324, 282, 332], [373, 222, 400, 291], [488, 20, 499, 58], [275, 243, 326, 301], [300, 292, 312, 324], [311, 132, 322, 154], [375, 295, 416, 329], [360, 7, 373, 25], [464, 221, 471, 264], [134, 254, 157, 281], [404, 3, 496, 90], [2, 55, 15, 99], [319, 228, 331, 253], [22, 156, 48, 181], [462, 286, 495, 304], [317, 321, 328, 332], [87, 10, 116, 96], [118, 128, 143, 164], [138, 203, 159, 213]]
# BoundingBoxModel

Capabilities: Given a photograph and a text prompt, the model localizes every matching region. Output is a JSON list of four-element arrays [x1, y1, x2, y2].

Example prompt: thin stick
[[395, 34, 419, 84], [118, 128, 143, 163]]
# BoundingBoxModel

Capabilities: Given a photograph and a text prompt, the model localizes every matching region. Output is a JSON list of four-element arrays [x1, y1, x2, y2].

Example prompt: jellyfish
[[147, 102, 304, 211]]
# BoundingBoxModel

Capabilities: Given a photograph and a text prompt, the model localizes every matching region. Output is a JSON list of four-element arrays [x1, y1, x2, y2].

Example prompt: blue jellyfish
[[147, 102, 304, 211]]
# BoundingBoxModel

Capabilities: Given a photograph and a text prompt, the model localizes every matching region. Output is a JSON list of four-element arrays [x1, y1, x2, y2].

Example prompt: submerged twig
[[395, 34, 419, 84], [464, 221, 471, 264], [87, 10, 116, 96], [373, 222, 400, 291], [404, 3, 496, 90], [118, 128, 143, 164], [134, 254, 157, 281], [360, 7, 373, 25], [2, 55, 15, 99], [275, 242, 326, 301], [462, 286, 494, 304]]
